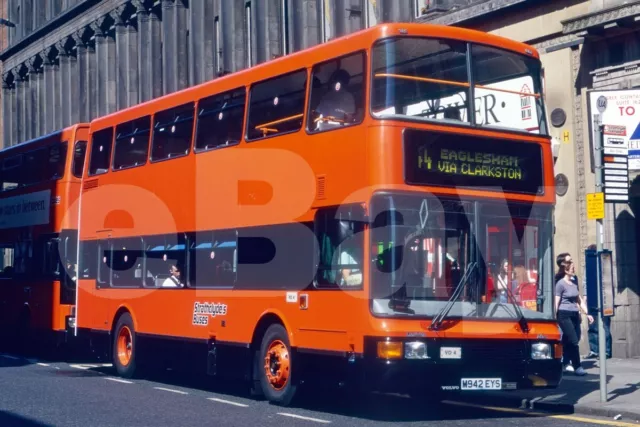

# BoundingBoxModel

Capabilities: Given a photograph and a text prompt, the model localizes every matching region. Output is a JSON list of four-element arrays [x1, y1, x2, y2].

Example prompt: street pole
[[596, 125, 607, 403]]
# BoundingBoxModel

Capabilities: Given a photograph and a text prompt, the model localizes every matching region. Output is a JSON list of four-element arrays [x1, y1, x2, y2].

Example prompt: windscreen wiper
[[429, 262, 477, 331], [503, 282, 530, 333]]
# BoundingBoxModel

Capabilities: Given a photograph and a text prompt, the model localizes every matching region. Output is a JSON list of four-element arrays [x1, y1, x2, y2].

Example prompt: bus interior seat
[[155, 274, 170, 287]]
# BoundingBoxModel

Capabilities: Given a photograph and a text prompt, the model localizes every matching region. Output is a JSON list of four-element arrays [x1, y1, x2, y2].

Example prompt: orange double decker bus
[[75, 23, 561, 405], [0, 125, 88, 351]]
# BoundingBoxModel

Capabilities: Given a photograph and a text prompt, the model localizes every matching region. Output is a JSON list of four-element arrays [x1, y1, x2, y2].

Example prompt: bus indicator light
[[377, 341, 403, 359]]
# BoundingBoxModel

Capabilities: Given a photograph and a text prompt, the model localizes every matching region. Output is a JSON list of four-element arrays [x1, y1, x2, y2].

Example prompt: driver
[[315, 69, 355, 131]]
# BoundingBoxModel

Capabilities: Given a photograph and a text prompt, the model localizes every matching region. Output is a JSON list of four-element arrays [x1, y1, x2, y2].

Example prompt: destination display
[[404, 129, 544, 195]]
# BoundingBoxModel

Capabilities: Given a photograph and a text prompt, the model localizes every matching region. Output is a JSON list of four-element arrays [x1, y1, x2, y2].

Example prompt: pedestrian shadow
[[0, 411, 53, 427], [608, 382, 640, 402]]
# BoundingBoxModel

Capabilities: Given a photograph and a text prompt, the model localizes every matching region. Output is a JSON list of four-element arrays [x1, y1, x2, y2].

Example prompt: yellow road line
[[442, 400, 639, 426]]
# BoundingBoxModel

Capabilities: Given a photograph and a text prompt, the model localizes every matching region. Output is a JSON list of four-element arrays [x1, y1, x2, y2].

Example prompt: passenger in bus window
[[162, 264, 183, 288], [315, 69, 355, 131], [495, 259, 510, 303], [335, 222, 362, 287]]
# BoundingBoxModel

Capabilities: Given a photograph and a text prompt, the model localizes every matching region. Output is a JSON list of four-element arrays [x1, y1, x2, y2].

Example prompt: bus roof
[[89, 23, 539, 131], [0, 123, 89, 157]]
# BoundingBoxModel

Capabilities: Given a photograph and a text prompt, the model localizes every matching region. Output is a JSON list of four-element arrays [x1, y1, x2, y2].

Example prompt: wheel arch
[[250, 309, 294, 351], [109, 304, 137, 351]]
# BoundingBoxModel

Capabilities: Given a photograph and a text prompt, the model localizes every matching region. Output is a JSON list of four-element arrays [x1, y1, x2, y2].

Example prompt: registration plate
[[440, 347, 461, 359], [461, 378, 502, 390]]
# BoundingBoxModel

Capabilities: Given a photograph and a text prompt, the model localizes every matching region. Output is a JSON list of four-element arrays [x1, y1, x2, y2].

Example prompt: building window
[[72, 141, 87, 178], [246, 69, 307, 140], [150, 103, 195, 162], [113, 116, 151, 170], [308, 51, 365, 133], [89, 128, 114, 176], [195, 87, 246, 152]]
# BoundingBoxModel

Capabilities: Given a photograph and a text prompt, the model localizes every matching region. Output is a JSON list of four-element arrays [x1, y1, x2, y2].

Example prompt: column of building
[[113, 5, 139, 111], [2, 72, 14, 147]]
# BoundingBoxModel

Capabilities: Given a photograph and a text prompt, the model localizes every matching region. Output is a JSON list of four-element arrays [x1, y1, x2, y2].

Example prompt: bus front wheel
[[258, 324, 297, 405], [113, 313, 137, 378]]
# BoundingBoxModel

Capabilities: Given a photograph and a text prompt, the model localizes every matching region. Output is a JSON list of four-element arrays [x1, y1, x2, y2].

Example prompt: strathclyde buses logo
[[192, 301, 228, 326]]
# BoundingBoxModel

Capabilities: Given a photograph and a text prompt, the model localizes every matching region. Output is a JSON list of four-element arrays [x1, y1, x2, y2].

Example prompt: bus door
[[0, 244, 16, 332], [485, 219, 538, 309]]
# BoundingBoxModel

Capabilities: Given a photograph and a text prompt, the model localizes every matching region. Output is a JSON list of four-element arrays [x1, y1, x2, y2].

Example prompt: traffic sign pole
[[595, 125, 607, 403]]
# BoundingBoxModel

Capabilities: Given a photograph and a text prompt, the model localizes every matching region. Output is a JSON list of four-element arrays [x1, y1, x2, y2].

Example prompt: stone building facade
[[0, 0, 435, 149], [419, 0, 640, 358]]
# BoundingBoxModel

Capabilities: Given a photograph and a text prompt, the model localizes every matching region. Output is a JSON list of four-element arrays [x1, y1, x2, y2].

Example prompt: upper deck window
[[113, 116, 151, 170], [0, 141, 67, 190], [371, 37, 548, 135], [1, 154, 23, 190], [195, 87, 246, 152], [24, 145, 68, 184], [372, 38, 471, 124], [89, 128, 114, 176], [307, 51, 366, 133], [246, 69, 307, 141], [151, 103, 195, 162], [470, 44, 547, 134]]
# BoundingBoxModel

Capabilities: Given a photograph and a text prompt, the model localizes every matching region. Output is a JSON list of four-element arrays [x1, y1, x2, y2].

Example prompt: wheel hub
[[264, 340, 290, 390]]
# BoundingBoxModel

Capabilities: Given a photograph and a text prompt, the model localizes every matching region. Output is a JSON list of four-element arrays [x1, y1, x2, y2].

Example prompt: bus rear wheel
[[113, 313, 137, 378], [258, 324, 297, 405]]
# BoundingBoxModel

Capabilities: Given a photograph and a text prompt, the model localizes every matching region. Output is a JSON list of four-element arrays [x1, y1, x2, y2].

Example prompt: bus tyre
[[258, 324, 297, 405], [113, 313, 137, 378]]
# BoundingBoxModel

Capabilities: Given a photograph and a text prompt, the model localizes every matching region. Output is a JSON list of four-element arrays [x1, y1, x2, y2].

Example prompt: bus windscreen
[[403, 129, 544, 195]]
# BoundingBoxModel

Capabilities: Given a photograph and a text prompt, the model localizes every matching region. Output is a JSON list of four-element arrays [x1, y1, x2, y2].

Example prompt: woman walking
[[555, 253, 593, 375]]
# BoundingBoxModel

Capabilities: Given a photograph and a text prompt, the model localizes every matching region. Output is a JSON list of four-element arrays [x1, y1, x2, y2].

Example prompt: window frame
[[108, 237, 146, 288], [313, 204, 366, 291], [369, 36, 549, 137], [72, 140, 88, 179], [0, 154, 22, 192], [187, 229, 238, 289], [245, 68, 309, 142], [149, 102, 196, 164], [305, 49, 368, 135], [142, 234, 188, 289], [112, 115, 152, 172], [194, 86, 247, 154], [0, 141, 68, 192], [88, 127, 115, 177]]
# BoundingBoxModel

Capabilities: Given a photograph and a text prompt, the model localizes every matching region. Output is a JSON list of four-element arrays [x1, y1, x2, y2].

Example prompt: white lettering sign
[[404, 76, 540, 133], [589, 89, 640, 170], [0, 189, 51, 230]]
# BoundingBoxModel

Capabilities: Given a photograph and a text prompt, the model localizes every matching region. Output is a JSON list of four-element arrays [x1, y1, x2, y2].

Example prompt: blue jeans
[[588, 308, 612, 357]]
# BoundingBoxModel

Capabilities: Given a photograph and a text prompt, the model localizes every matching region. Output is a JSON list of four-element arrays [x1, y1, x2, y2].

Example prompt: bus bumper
[[360, 336, 563, 394]]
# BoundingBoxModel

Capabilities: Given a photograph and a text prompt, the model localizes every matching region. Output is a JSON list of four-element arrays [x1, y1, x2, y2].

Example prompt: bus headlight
[[67, 316, 76, 329], [531, 342, 551, 360], [404, 341, 428, 359]]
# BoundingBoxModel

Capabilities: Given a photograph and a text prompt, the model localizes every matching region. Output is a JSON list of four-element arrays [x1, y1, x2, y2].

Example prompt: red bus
[[76, 23, 561, 405], [0, 125, 88, 352]]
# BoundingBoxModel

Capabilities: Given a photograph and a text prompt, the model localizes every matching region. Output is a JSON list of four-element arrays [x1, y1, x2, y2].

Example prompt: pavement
[[0, 351, 635, 427], [462, 356, 640, 424]]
